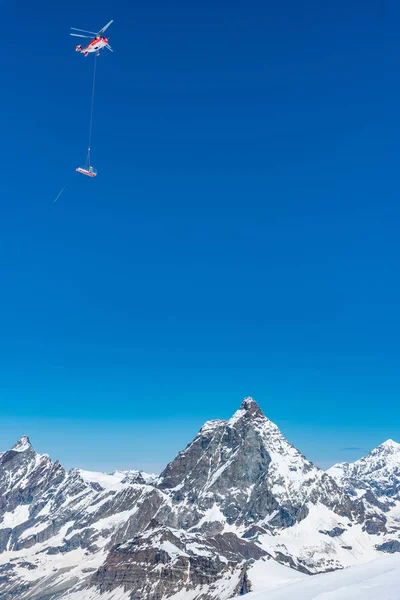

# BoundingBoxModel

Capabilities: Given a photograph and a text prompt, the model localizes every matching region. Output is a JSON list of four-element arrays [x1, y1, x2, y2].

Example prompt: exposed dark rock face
[[208, 532, 267, 561], [233, 564, 253, 596], [242, 525, 268, 539], [92, 525, 266, 599], [319, 527, 346, 538], [363, 516, 387, 535], [109, 488, 167, 548], [273, 551, 313, 575], [376, 540, 400, 553]]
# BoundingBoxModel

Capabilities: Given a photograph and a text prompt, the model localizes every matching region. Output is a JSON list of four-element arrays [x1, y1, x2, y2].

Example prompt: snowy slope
[[235, 553, 400, 600]]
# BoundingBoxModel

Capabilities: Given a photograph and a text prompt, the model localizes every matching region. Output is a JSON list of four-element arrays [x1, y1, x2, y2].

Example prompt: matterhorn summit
[[231, 396, 265, 418], [158, 398, 363, 538]]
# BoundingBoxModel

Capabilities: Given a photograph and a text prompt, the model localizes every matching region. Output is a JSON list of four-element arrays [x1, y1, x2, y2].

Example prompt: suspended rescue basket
[[76, 164, 97, 177]]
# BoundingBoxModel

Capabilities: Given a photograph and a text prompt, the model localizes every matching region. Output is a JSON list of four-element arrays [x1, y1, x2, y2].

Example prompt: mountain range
[[0, 397, 399, 599]]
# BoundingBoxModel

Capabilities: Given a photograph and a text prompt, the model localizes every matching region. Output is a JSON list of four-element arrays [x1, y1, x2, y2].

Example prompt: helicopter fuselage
[[75, 36, 109, 56]]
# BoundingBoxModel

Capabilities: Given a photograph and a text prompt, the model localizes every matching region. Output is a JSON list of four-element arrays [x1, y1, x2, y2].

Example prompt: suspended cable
[[86, 54, 97, 168]]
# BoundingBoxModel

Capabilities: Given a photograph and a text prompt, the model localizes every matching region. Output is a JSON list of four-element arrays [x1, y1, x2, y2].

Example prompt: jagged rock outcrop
[[93, 524, 267, 599]]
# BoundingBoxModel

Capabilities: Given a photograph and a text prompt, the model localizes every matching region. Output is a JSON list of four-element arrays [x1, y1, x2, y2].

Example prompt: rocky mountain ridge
[[328, 439, 400, 509], [0, 398, 399, 600]]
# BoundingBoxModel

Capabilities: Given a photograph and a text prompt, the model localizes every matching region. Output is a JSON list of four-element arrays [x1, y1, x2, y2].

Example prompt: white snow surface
[[244, 557, 306, 592], [76, 469, 125, 490], [257, 502, 379, 572], [235, 553, 400, 599], [0, 505, 30, 528]]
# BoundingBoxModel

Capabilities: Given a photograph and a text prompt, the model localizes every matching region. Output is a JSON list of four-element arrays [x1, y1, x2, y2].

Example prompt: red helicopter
[[70, 20, 113, 56]]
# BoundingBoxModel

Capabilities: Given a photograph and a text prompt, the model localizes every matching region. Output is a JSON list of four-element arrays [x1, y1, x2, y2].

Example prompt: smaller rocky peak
[[12, 436, 34, 453]]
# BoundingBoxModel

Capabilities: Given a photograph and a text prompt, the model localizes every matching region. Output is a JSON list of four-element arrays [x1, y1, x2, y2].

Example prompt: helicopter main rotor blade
[[106, 44, 113, 52], [71, 27, 98, 35], [70, 33, 93, 39], [98, 20, 113, 35]]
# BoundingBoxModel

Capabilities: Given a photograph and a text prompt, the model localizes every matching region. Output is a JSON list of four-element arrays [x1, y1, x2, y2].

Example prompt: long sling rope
[[86, 54, 98, 168], [52, 52, 99, 202]]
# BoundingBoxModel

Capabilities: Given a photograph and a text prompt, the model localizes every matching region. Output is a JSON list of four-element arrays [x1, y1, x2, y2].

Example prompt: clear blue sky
[[0, 0, 398, 472]]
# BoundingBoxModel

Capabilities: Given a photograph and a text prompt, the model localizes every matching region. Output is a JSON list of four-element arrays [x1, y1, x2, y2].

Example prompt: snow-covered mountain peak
[[374, 439, 400, 455], [348, 439, 400, 473], [12, 435, 33, 453], [328, 439, 400, 509], [157, 399, 362, 538]]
